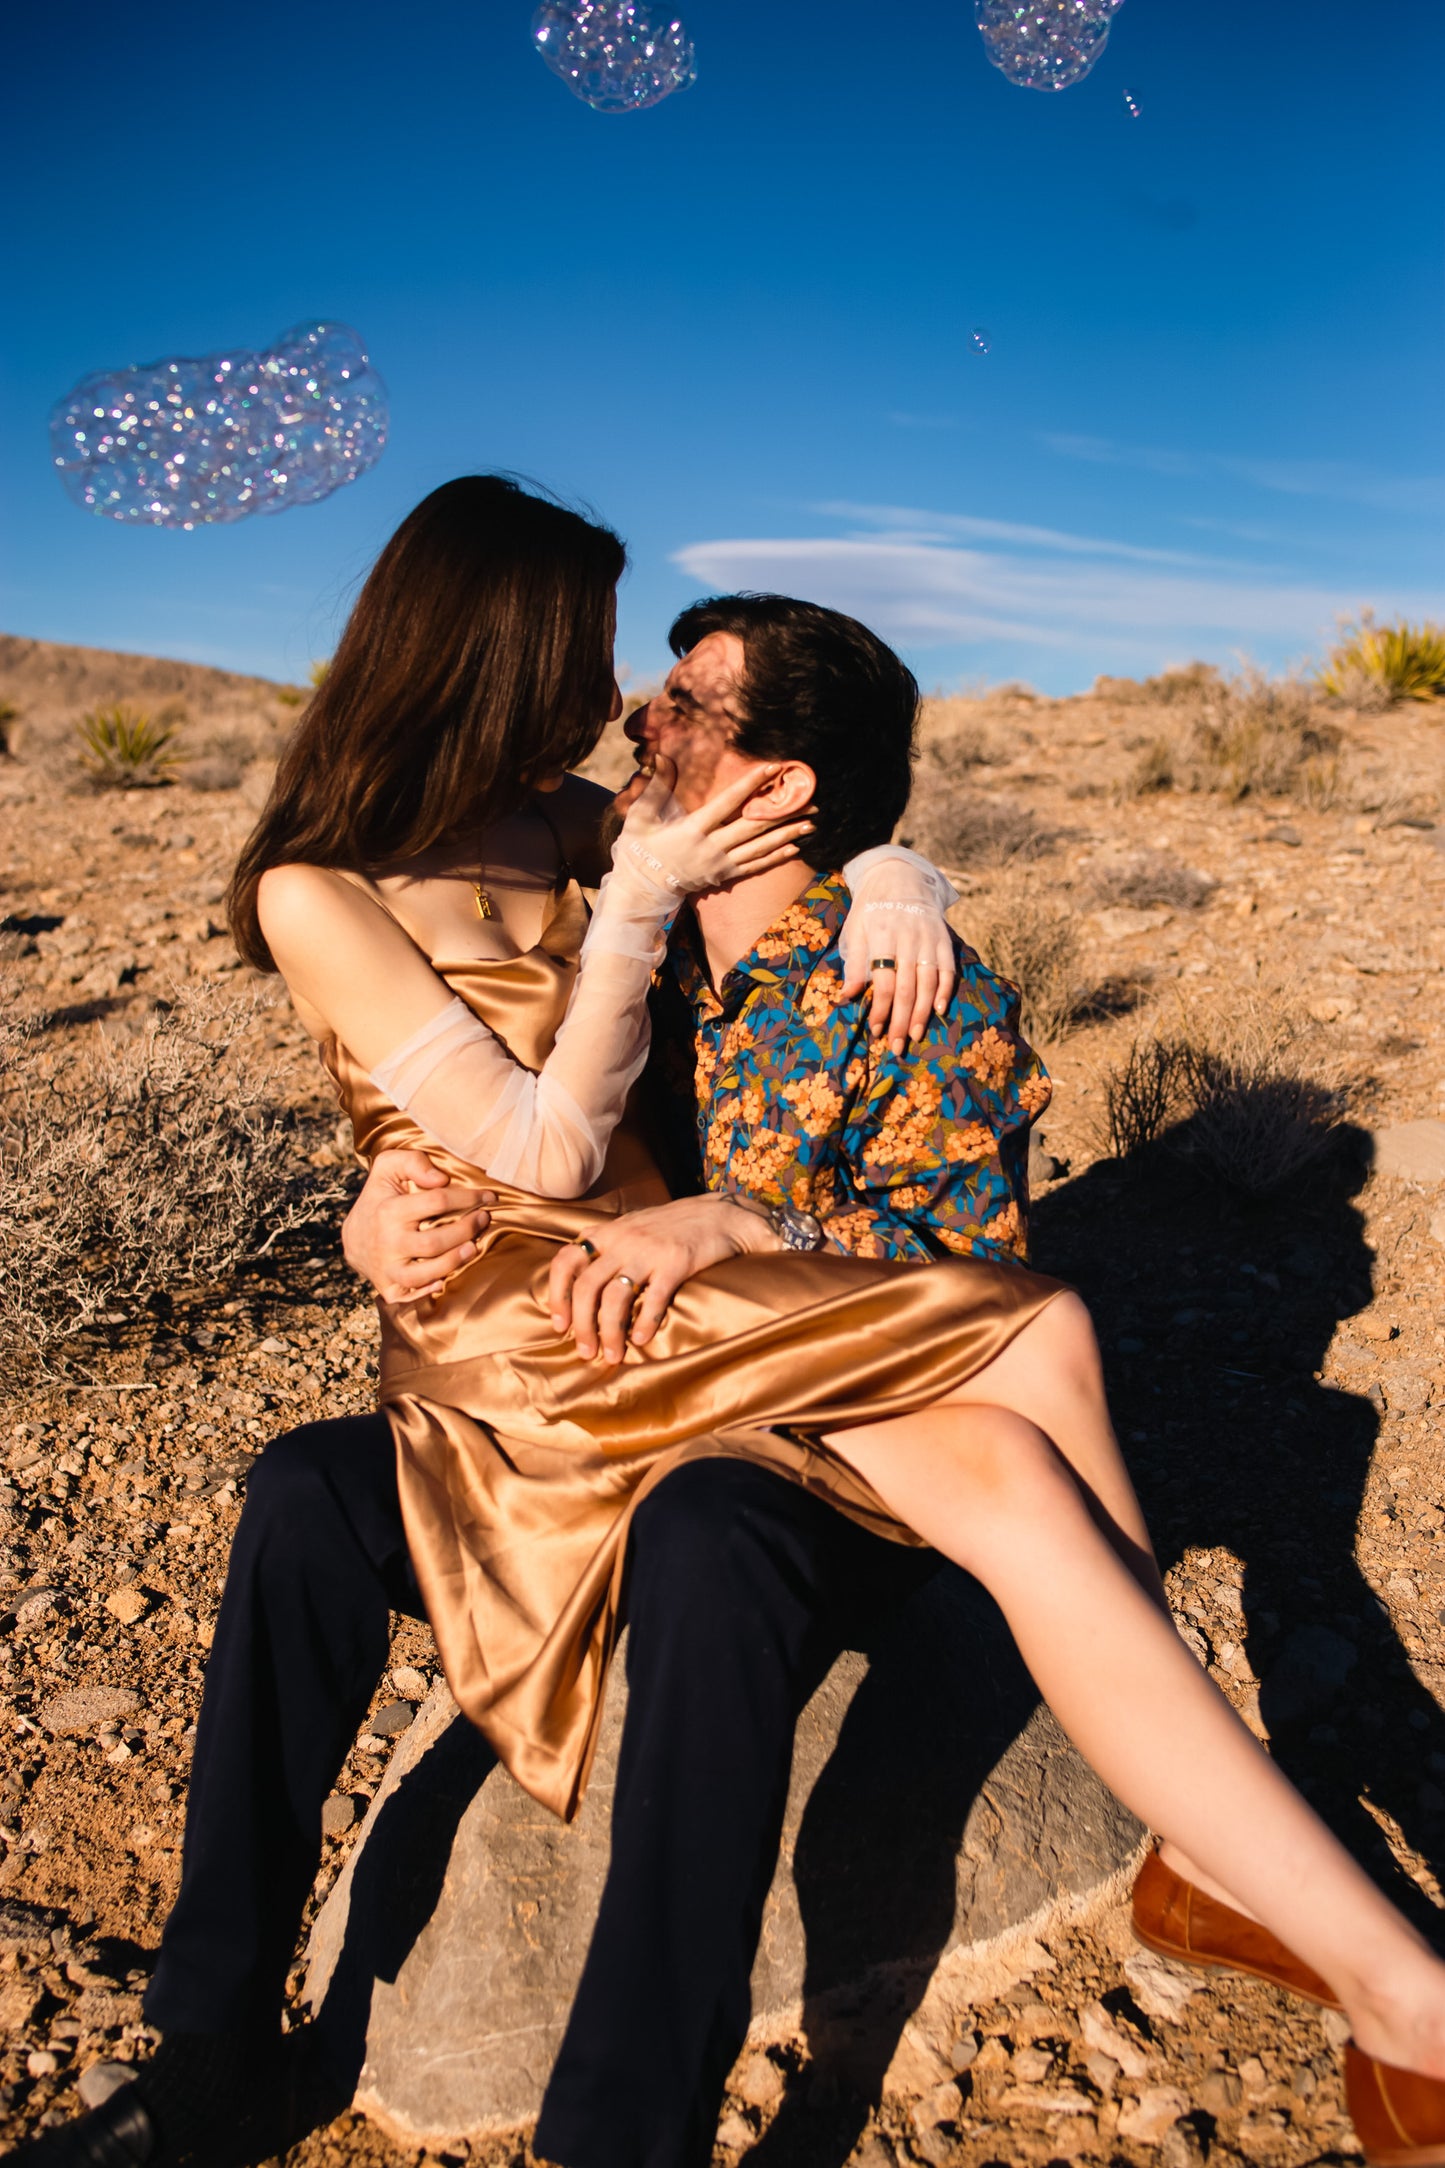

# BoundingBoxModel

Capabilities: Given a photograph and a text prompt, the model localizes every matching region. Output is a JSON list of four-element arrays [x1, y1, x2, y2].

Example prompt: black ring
[[870, 957, 898, 972], [575, 1237, 598, 1260]]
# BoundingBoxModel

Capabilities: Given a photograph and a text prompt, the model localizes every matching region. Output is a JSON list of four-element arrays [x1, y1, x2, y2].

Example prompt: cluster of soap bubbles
[[1122, 86, 1141, 117], [49, 322, 388, 529], [974, 0, 1125, 93], [531, 1, 696, 113], [970, 327, 992, 355]]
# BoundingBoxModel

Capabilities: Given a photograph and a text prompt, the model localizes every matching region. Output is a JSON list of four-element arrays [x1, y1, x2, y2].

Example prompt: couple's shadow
[[310, 1120, 1444, 2168]]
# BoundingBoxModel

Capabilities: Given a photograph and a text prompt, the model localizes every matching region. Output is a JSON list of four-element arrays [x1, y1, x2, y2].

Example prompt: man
[[347, 595, 1048, 2168], [12, 597, 1039, 2168]]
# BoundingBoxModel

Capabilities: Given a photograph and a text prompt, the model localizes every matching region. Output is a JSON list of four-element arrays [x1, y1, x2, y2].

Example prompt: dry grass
[[1125, 735, 1176, 796], [1097, 992, 1348, 1195], [0, 981, 349, 1389], [969, 880, 1084, 1042], [1184, 670, 1342, 805]]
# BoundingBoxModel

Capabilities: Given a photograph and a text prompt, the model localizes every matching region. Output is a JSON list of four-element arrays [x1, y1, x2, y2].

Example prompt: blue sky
[[3, 0, 1442, 695]]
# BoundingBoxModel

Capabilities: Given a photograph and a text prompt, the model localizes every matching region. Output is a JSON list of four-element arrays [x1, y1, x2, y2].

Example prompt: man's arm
[[343, 1151, 495, 1304], [823, 961, 1050, 1265]]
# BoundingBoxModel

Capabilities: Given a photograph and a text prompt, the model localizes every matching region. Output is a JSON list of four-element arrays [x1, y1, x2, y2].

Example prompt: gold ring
[[575, 1238, 598, 1260], [615, 1273, 637, 1289], [870, 957, 898, 972]]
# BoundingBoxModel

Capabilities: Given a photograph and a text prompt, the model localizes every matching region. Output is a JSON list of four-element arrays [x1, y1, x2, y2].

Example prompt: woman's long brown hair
[[228, 474, 627, 970]]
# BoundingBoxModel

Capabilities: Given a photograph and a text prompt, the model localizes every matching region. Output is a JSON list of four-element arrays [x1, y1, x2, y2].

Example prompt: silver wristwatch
[[767, 1201, 825, 1253]]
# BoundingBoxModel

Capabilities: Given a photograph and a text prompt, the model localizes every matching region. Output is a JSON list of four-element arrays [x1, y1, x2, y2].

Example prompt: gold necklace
[[473, 883, 494, 921]]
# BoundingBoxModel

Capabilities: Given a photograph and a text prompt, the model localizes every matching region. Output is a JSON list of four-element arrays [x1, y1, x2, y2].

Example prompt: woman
[[233, 475, 1445, 2158]]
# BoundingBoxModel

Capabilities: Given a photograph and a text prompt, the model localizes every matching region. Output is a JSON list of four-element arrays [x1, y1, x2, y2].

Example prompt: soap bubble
[[1122, 86, 1141, 117], [970, 327, 992, 355], [974, 0, 1114, 92], [532, 1, 696, 113], [49, 321, 388, 529]]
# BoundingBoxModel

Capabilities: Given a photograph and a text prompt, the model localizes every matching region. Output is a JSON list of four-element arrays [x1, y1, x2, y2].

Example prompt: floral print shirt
[[646, 873, 1051, 1265]]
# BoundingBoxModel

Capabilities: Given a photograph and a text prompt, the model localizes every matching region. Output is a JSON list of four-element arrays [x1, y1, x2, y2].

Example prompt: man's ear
[[745, 760, 816, 820]]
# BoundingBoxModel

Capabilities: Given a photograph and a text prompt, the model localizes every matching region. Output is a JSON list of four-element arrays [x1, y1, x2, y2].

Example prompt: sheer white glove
[[614, 758, 815, 900], [838, 845, 960, 1049]]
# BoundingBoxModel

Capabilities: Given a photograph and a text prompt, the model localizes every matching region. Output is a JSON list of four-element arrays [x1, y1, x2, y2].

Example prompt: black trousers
[[145, 1416, 933, 2168]]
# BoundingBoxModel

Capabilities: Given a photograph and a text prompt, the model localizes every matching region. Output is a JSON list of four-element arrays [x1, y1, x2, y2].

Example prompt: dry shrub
[[899, 742, 1054, 867], [0, 981, 349, 1388], [1092, 852, 1215, 912], [1126, 735, 1176, 796], [1093, 663, 1222, 708], [918, 703, 1008, 770], [1097, 993, 1347, 1195], [1184, 669, 1341, 805], [969, 881, 1084, 1042]]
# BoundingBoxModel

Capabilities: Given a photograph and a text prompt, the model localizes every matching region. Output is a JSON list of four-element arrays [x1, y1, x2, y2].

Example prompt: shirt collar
[[667, 871, 850, 1018]]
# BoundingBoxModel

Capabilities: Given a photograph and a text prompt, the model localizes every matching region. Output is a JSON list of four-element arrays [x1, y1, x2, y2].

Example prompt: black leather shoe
[[0, 2083, 155, 2168]]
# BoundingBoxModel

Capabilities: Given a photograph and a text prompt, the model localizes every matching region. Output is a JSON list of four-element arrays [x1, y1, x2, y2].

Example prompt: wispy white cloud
[[671, 503, 1442, 665], [815, 500, 1235, 569], [1042, 432, 1445, 518]]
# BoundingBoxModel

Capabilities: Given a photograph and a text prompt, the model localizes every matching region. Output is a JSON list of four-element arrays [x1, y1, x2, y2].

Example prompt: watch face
[[776, 1203, 824, 1250]]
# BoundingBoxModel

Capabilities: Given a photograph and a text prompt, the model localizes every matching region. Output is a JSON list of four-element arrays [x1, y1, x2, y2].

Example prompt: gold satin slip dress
[[323, 877, 1063, 1821]]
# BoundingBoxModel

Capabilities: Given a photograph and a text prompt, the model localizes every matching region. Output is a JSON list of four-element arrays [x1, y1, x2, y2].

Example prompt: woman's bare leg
[[821, 1400, 1445, 2077], [932, 1294, 1266, 1917]]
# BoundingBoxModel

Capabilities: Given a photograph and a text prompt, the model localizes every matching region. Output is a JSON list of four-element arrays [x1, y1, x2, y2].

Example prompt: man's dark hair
[[667, 594, 919, 870]]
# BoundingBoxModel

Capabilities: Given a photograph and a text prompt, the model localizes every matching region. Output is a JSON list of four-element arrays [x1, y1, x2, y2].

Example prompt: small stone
[[390, 1666, 429, 1700], [1372, 1121, 1445, 1185], [1029, 1132, 1065, 1184], [1322, 2008, 1352, 2047], [37, 1687, 139, 1739], [78, 2062, 134, 2110], [1010, 2045, 1056, 2083], [1387, 1573, 1419, 1601], [1117, 2085, 1190, 2142], [0, 1982, 44, 2031], [1379, 1367, 1430, 1415], [910, 2080, 963, 2131], [731, 2052, 784, 2109], [367, 1701, 415, 1739], [971, 2036, 1011, 2072], [1198, 2068, 1242, 2113], [951, 2030, 981, 2073], [321, 1795, 359, 1838], [27, 2051, 60, 2079], [1081, 2001, 1151, 2079], [715, 2110, 754, 2151], [104, 1588, 148, 1625], [1238, 2055, 1268, 2092], [1429, 1209, 1445, 1249], [1094, 905, 1173, 940], [1123, 1952, 1197, 2022]]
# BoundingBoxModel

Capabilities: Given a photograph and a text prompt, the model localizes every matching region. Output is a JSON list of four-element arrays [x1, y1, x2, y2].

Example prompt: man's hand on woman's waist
[[343, 1148, 495, 1304]]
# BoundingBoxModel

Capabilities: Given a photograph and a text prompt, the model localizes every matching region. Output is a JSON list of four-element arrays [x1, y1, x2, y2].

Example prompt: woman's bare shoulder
[[256, 863, 384, 953]]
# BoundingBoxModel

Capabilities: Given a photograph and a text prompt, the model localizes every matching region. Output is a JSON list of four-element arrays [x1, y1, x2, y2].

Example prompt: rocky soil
[[1, 640, 1442, 2168]]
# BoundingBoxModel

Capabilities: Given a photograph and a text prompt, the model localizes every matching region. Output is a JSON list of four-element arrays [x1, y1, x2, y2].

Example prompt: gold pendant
[[474, 886, 493, 921]]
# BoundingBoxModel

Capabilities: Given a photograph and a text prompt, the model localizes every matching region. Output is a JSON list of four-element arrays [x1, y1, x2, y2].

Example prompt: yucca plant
[[77, 702, 183, 788], [1318, 613, 1445, 710]]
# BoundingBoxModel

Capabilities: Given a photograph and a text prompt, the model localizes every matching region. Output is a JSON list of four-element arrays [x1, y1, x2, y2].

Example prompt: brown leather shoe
[[1131, 1846, 1343, 2009], [1346, 2042, 1445, 2165]]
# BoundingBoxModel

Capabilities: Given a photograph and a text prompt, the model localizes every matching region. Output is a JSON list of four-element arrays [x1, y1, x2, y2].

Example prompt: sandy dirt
[[1, 640, 1442, 2167]]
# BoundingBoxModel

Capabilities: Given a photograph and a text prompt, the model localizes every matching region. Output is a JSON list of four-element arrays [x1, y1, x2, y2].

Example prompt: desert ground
[[1, 630, 1443, 2168]]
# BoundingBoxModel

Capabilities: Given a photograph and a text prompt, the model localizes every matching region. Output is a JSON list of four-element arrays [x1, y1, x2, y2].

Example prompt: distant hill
[[0, 634, 298, 761]]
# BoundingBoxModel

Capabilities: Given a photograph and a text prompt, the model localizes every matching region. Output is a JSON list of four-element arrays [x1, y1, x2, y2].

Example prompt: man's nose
[[623, 702, 650, 745]]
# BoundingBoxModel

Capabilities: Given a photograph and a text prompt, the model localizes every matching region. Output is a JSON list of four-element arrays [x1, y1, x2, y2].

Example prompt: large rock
[[306, 1568, 1142, 2147]]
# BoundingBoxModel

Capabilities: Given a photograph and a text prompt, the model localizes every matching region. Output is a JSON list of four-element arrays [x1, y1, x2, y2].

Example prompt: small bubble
[[1122, 86, 1141, 117], [970, 327, 992, 355]]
